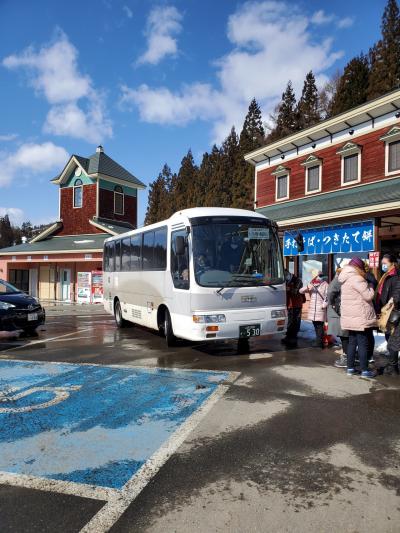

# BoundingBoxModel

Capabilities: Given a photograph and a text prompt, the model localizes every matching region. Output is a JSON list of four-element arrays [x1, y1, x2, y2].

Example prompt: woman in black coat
[[387, 276, 400, 375]]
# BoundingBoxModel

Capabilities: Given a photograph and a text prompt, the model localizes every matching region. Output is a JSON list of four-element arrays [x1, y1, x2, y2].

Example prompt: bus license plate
[[239, 324, 261, 338], [28, 313, 38, 321]]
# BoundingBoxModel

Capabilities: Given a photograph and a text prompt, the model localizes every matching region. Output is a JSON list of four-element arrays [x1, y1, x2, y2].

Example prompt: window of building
[[171, 229, 189, 289], [276, 174, 288, 200], [114, 185, 124, 215], [9, 269, 29, 293], [73, 179, 83, 208], [272, 165, 290, 201], [306, 165, 321, 193], [388, 139, 400, 173], [337, 143, 361, 186]]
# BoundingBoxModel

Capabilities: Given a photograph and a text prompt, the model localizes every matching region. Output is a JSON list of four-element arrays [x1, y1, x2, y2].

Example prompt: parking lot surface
[[0, 306, 400, 532]]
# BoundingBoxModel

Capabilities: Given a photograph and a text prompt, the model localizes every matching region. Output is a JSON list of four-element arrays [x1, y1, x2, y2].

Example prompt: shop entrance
[[61, 269, 71, 301]]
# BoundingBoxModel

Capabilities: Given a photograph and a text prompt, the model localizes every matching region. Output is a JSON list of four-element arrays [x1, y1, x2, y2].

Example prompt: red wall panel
[[256, 127, 388, 208], [58, 185, 101, 235], [98, 189, 137, 227]]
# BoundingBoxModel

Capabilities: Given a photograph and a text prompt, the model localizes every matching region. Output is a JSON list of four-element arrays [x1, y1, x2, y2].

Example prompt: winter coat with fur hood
[[338, 264, 376, 331]]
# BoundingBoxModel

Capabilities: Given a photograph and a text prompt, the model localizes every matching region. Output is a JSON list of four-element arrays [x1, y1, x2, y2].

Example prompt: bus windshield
[[191, 218, 284, 288]]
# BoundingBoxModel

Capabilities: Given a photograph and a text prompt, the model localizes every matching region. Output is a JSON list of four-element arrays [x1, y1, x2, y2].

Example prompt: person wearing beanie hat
[[349, 257, 365, 270], [338, 257, 377, 378]]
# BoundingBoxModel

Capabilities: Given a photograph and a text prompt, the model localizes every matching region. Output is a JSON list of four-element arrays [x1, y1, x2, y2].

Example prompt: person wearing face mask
[[375, 253, 400, 375], [300, 270, 328, 348], [282, 270, 305, 348]]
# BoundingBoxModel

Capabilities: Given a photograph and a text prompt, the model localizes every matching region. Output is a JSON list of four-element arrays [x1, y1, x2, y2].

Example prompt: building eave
[[245, 88, 400, 165], [29, 221, 62, 243], [51, 156, 88, 185], [90, 173, 146, 190]]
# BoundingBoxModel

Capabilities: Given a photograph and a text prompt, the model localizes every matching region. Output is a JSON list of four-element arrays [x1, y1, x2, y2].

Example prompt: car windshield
[[0, 279, 20, 295], [191, 218, 284, 288]]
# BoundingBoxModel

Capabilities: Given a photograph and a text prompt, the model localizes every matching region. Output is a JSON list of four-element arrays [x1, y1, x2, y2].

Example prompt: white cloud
[[2, 30, 112, 143], [122, 1, 343, 142], [337, 17, 354, 29], [137, 5, 182, 65], [0, 142, 68, 188], [123, 5, 133, 18], [0, 207, 25, 225], [0, 133, 18, 142], [311, 10, 335, 25]]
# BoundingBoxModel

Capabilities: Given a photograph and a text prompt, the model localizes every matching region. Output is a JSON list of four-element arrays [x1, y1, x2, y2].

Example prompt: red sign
[[369, 251, 380, 268]]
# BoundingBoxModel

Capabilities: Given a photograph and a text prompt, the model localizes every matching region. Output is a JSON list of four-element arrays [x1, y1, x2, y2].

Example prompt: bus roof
[[104, 207, 269, 243]]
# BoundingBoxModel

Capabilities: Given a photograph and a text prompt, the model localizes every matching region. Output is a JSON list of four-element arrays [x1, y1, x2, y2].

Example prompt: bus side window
[[121, 237, 131, 271], [130, 234, 142, 271], [115, 240, 122, 272], [171, 230, 189, 290], [103, 243, 109, 272], [154, 227, 167, 270], [142, 231, 155, 270]]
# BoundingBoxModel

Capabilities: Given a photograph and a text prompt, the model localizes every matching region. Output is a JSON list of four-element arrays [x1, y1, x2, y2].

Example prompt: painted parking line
[[0, 359, 238, 532]]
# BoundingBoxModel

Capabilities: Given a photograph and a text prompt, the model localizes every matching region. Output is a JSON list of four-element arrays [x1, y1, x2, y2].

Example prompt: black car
[[0, 279, 45, 334]]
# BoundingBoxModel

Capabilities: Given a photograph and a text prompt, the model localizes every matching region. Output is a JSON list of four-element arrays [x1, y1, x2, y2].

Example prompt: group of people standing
[[282, 254, 400, 378]]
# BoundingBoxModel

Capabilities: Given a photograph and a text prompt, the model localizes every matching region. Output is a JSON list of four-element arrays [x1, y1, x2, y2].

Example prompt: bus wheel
[[164, 309, 177, 347], [114, 300, 128, 328]]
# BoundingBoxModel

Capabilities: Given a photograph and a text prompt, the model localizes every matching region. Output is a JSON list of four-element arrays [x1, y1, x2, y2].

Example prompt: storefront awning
[[257, 177, 400, 227]]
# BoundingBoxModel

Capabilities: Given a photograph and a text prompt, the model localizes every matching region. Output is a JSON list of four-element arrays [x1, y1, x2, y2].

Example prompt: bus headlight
[[193, 314, 226, 324], [271, 309, 287, 318]]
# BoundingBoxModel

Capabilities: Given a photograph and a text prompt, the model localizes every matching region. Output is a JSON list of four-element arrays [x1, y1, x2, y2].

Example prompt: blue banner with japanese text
[[283, 220, 375, 256]]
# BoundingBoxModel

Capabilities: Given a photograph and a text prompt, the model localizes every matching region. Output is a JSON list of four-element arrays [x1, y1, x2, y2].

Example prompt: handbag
[[377, 298, 395, 333], [388, 307, 400, 328]]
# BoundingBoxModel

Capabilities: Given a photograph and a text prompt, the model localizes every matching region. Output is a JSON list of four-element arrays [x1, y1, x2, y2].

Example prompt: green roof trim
[[257, 177, 400, 222], [0, 234, 109, 255]]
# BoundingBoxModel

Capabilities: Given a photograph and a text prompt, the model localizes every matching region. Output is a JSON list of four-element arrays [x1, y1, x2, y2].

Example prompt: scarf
[[376, 266, 397, 303]]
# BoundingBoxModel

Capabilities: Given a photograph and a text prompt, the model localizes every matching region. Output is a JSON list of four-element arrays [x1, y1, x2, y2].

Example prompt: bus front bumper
[[175, 308, 287, 342]]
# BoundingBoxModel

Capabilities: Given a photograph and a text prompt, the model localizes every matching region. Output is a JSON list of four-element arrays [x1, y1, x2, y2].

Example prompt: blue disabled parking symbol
[[0, 360, 229, 490]]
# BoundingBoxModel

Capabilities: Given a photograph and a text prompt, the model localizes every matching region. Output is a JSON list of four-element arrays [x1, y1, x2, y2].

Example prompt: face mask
[[231, 243, 238, 250], [285, 273, 292, 282], [382, 264, 389, 272]]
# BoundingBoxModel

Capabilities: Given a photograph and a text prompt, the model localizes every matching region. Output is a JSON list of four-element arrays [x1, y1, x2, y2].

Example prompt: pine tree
[[195, 144, 221, 207], [21, 221, 33, 241], [144, 166, 170, 225], [267, 81, 299, 142], [239, 98, 265, 153], [0, 215, 15, 248], [297, 71, 321, 129], [329, 54, 370, 116], [368, 0, 400, 99], [236, 98, 265, 209], [205, 128, 240, 207], [173, 149, 199, 209]]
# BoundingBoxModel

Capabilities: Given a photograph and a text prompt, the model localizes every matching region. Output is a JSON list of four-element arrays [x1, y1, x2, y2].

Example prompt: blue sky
[[0, 0, 387, 227]]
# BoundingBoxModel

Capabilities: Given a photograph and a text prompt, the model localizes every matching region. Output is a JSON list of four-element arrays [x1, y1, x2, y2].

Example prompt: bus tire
[[114, 299, 128, 328], [164, 309, 177, 347]]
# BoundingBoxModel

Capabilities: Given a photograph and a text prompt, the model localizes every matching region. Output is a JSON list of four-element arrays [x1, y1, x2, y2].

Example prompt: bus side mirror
[[175, 236, 186, 255]]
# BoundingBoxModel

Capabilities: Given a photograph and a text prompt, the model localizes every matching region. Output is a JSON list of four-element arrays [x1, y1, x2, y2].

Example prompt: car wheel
[[114, 300, 128, 328], [164, 309, 177, 347]]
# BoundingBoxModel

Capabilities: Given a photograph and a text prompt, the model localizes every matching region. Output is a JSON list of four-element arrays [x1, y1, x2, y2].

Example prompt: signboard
[[91, 271, 103, 303], [283, 220, 374, 257], [77, 272, 91, 303], [369, 251, 380, 268]]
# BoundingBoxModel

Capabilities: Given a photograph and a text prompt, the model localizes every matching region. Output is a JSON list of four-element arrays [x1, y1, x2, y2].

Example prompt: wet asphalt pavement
[[0, 304, 400, 532]]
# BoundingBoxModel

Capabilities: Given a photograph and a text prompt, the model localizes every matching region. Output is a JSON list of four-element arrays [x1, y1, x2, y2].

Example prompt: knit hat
[[349, 257, 365, 270]]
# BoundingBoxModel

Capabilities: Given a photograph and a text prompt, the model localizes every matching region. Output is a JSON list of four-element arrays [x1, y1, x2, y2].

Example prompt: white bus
[[103, 207, 286, 347]]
